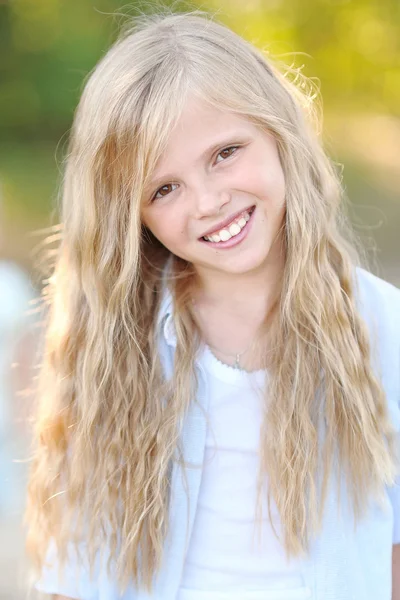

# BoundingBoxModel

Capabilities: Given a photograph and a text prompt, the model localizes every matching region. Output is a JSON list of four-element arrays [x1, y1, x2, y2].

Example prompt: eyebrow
[[147, 132, 250, 191]]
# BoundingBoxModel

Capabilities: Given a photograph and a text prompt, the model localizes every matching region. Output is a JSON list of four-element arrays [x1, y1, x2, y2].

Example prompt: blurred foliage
[[0, 0, 399, 280], [1, 0, 121, 140], [213, 0, 400, 116], [1, 0, 399, 141]]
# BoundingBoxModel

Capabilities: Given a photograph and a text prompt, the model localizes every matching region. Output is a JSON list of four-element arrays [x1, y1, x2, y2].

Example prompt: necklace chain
[[191, 298, 252, 369], [206, 341, 252, 369]]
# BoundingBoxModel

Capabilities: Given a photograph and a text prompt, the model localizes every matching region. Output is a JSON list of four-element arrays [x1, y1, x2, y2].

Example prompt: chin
[[216, 252, 271, 275]]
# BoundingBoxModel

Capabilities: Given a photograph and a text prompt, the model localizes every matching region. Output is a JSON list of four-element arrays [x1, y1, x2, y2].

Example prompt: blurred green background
[[1, 0, 399, 283]]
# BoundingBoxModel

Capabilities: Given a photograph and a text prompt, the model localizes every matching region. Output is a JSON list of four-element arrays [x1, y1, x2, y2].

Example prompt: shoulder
[[352, 267, 399, 399], [354, 266, 400, 303], [353, 266, 400, 336]]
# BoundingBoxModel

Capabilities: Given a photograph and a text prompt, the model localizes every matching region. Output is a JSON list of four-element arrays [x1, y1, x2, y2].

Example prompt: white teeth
[[219, 230, 231, 241], [203, 208, 253, 243], [229, 223, 241, 236]]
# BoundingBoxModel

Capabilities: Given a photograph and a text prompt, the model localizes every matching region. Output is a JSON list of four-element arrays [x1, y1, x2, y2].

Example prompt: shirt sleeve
[[388, 479, 400, 544], [388, 312, 400, 545], [386, 346, 400, 544], [34, 536, 138, 599], [34, 537, 100, 600], [374, 274, 400, 544]]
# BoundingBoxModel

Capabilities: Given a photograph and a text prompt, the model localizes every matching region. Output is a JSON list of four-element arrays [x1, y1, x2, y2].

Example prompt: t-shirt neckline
[[199, 343, 268, 387]]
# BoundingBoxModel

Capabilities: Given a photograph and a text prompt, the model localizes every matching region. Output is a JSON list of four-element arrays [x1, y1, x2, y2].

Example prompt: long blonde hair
[[25, 8, 397, 595]]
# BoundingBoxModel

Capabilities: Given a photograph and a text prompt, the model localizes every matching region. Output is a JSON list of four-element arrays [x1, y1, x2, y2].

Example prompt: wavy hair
[[25, 8, 397, 595]]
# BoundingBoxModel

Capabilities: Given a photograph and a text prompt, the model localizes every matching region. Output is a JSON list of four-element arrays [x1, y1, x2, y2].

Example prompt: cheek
[[262, 157, 285, 194], [239, 151, 285, 200], [255, 168, 286, 234], [142, 209, 187, 249], [264, 161, 286, 211]]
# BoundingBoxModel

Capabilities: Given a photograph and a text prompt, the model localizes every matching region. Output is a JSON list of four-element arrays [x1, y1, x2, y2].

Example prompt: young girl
[[25, 10, 400, 600]]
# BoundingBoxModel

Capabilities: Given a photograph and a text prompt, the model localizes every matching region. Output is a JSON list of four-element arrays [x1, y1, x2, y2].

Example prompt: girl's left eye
[[215, 145, 240, 163]]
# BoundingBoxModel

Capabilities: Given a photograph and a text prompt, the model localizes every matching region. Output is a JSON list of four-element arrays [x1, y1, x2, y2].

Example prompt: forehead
[[153, 97, 259, 172]]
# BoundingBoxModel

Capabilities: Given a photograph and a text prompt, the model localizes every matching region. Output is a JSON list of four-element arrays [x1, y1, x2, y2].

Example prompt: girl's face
[[141, 97, 286, 277]]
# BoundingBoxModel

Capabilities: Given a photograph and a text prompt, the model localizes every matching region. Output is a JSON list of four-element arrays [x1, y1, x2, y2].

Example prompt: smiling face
[[141, 97, 286, 280]]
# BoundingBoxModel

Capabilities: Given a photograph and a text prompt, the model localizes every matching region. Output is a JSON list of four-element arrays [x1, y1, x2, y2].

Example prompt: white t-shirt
[[177, 344, 311, 600]]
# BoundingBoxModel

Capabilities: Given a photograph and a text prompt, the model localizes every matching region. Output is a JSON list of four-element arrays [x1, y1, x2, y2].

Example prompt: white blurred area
[[0, 259, 40, 599]]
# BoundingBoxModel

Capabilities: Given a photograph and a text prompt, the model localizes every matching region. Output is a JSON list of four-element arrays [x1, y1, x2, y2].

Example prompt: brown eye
[[216, 145, 239, 163], [153, 183, 178, 201]]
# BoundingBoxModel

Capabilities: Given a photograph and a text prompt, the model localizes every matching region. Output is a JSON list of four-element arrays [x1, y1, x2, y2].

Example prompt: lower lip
[[199, 207, 256, 250]]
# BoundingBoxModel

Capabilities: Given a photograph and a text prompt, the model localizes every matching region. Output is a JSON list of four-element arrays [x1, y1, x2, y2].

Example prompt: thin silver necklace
[[207, 342, 252, 369], [191, 298, 252, 369]]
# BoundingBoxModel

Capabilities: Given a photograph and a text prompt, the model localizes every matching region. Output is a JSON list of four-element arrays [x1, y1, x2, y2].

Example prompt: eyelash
[[151, 145, 240, 201]]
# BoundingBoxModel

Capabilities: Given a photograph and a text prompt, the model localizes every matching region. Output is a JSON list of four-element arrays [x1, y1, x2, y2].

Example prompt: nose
[[192, 183, 230, 219]]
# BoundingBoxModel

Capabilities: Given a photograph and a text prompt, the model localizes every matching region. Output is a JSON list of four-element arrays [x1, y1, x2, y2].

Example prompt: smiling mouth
[[201, 206, 255, 243]]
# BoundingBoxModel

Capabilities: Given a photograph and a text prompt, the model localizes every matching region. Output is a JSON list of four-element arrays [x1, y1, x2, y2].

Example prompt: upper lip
[[200, 205, 255, 238]]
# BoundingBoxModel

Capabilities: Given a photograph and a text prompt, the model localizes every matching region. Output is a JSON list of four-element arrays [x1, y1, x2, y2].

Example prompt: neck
[[194, 245, 285, 324]]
